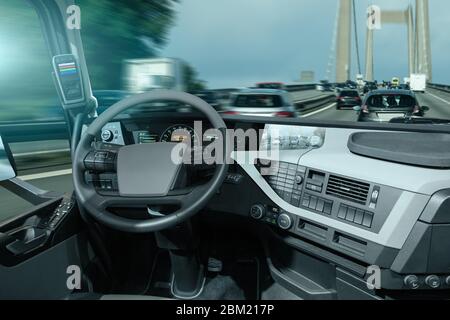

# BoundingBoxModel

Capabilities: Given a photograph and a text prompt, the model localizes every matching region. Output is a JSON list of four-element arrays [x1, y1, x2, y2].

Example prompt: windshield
[[1, 1, 449, 125]]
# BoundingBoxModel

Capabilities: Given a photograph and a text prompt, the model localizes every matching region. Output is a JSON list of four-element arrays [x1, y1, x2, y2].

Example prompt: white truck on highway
[[410, 74, 427, 93], [123, 58, 186, 93]]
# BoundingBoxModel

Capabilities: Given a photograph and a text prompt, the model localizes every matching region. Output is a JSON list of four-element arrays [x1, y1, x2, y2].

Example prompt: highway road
[[2, 88, 450, 222]]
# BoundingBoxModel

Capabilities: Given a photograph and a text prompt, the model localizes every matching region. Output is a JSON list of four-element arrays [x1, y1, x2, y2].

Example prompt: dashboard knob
[[295, 175, 303, 185], [445, 276, 450, 286], [404, 275, 420, 290], [250, 204, 265, 220], [101, 129, 114, 142], [425, 275, 441, 289], [277, 213, 293, 230]]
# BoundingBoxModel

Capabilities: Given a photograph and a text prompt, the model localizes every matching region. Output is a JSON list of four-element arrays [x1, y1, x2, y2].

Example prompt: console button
[[404, 275, 420, 290], [283, 192, 292, 203], [316, 199, 325, 212], [291, 193, 301, 207], [354, 209, 364, 225], [295, 175, 303, 185], [302, 194, 311, 207], [425, 275, 441, 289], [363, 212, 373, 228], [338, 205, 347, 219], [277, 213, 293, 230], [250, 204, 265, 220], [445, 276, 450, 286], [323, 201, 333, 215], [346, 207, 356, 222], [279, 162, 289, 169], [309, 196, 318, 210]]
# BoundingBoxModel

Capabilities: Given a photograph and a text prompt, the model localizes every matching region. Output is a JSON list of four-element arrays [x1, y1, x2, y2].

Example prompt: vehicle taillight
[[275, 111, 295, 118], [223, 111, 239, 115], [362, 105, 369, 113]]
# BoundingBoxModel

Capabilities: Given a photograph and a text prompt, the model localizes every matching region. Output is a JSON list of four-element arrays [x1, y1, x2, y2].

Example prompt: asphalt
[[1, 88, 450, 223]]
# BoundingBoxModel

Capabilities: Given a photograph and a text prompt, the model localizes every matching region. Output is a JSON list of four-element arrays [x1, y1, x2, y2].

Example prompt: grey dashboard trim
[[300, 129, 450, 195], [232, 148, 430, 249]]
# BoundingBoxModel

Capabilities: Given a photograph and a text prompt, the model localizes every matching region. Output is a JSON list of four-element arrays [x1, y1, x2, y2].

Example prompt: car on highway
[[354, 90, 426, 122], [190, 90, 223, 111], [256, 82, 286, 90], [316, 80, 333, 92], [398, 83, 410, 90], [363, 82, 378, 94], [223, 89, 298, 118], [336, 90, 362, 109]]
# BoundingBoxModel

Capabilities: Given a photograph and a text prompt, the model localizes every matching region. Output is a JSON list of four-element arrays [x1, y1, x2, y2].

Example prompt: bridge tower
[[335, 0, 352, 83], [335, 0, 432, 82], [415, 0, 432, 80]]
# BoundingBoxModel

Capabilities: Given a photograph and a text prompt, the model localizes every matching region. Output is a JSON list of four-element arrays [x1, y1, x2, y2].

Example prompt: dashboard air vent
[[326, 175, 370, 204]]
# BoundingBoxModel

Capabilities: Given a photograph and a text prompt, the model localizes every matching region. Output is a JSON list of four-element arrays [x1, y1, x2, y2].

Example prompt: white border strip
[[19, 169, 72, 181]]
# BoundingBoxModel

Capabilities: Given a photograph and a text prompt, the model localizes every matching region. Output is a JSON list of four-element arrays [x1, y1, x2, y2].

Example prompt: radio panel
[[258, 161, 401, 234]]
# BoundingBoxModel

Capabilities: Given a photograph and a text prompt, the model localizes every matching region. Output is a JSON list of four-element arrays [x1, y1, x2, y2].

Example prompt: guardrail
[[428, 83, 450, 93], [293, 94, 335, 114]]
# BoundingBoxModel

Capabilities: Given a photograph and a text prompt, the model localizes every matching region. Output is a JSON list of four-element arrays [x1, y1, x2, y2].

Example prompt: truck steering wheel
[[72, 90, 229, 233]]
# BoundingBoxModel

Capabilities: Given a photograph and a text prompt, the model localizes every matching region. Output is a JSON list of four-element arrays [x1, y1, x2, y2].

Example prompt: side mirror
[[353, 106, 362, 112], [421, 106, 430, 112], [0, 134, 17, 182]]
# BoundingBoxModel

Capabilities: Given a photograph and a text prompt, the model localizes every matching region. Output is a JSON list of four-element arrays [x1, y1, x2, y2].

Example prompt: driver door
[[0, 0, 89, 299]]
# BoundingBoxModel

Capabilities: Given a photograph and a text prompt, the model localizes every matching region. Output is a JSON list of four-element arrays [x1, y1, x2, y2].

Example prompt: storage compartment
[[348, 132, 450, 169], [333, 232, 367, 256], [297, 219, 328, 242], [266, 235, 337, 300]]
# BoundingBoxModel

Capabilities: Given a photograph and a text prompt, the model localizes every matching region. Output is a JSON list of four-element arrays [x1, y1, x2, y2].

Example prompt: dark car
[[336, 90, 361, 109], [355, 90, 425, 122], [363, 82, 378, 94], [256, 82, 286, 90], [190, 90, 222, 111]]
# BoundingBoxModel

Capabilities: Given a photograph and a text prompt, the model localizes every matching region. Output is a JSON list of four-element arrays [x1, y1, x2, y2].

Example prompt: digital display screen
[[0, 136, 16, 182], [58, 62, 78, 77], [260, 125, 326, 151], [53, 54, 84, 103]]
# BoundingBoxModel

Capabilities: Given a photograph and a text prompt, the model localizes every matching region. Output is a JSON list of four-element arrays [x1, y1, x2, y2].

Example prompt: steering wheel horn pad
[[117, 142, 185, 197]]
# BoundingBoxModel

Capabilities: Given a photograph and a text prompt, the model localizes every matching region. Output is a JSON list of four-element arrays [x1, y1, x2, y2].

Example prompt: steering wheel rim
[[73, 90, 229, 233]]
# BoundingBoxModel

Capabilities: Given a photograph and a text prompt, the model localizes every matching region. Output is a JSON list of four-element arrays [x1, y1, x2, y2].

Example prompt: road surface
[[2, 88, 450, 222]]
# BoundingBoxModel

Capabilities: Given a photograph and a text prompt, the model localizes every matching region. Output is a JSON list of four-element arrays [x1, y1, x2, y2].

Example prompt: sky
[[161, 0, 450, 88]]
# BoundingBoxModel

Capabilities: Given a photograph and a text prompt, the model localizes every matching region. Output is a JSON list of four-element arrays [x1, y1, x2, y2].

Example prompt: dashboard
[[92, 116, 450, 292]]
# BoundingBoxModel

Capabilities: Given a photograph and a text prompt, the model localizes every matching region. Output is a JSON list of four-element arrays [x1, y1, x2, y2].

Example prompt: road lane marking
[[19, 169, 72, 181], [14, 148, 70, 158], [301, 103, 337, 118], [427, 92, 450, 105]]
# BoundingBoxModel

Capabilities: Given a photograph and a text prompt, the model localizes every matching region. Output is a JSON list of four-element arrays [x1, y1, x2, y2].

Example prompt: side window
[[0, 2, 72, 223]]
